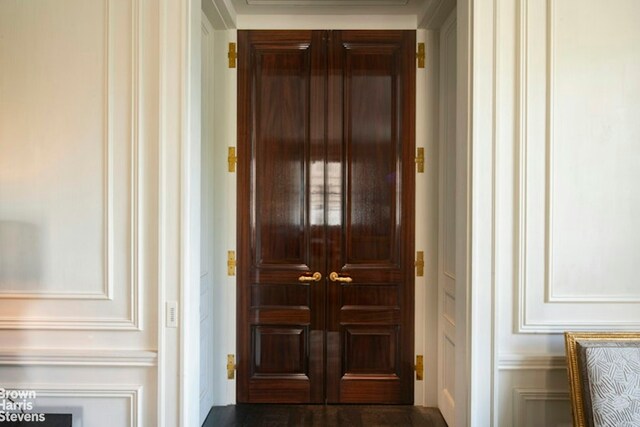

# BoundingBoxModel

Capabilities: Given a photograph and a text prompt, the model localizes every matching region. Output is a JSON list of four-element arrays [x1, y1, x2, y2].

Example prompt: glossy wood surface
[[238, 30, 327, 403], [237, 30, 415, 404], [326, 30, 415, 404]]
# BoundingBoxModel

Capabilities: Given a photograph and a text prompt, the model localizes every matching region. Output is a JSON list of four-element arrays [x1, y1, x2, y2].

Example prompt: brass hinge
[[228, 42, 237, 68], [227, 250, 236, 276], [228, 147, 237, 172], [415, 355, 424, 381], [416, 43, 425, 68], [415, 147, 424, 173], [227, 354, 236, 379], [415, 251, 424, 277]]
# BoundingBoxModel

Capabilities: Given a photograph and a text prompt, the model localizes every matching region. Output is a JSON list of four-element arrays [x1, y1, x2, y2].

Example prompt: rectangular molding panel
[[516, 0, 640, 332]]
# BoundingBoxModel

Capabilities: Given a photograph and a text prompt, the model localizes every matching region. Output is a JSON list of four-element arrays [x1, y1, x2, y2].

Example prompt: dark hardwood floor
[[202, 405, 448, 427]]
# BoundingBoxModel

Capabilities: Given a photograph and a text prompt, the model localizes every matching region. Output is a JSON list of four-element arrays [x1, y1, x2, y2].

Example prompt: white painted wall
[[469, 0, 640, 425], [0, 0, 159, 424], [10, 0, 592, 424], [0, 0, 203, 425]]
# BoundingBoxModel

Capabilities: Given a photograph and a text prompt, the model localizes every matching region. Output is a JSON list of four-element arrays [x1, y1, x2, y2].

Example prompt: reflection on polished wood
[[238, 30, 327, 404], [237, 30, 415, 404], [326, 30, 415, 405]]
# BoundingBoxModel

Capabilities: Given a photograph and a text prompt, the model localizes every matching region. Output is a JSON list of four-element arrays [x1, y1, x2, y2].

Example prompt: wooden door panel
[[344, 326, 399, 374], [237, 30, 327, 404], [238, 30, 414, 405], [251, 284, 310, 306], [344, 47, 399, 267], [327, 30, 415, 404], [253, 40, 311, 269], [340, 379, 403, 404], [252, 326, 308, 375], [341, 285, 399, 306]]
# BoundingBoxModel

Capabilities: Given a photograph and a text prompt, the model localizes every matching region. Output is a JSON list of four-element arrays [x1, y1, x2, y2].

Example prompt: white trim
[[0, 291, 111, 300], [0, 349, 157, 367], [246, 0, 409, 4], [490, 0, 500, 422], [129, 0, 142, 329], [236, 14, 417, 29], [462, 0, 498, 424], [106, 0, 115, 303], [547, 295, 640, 303], [179, 0, 201, 425], [519, 319, 640, 333], [455, 0, 474, 425], [419, 0, 456, 29], [157, 0, 175, 424], [498, 354, 566, 371], [515, 0, 529, 339], [157, 0, 202, 423], [213, 0, 237, 29], [0, 318, 140, 330]]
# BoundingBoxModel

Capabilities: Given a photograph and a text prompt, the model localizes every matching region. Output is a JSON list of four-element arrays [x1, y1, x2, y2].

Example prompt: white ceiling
[[230, 0, 429, 16]]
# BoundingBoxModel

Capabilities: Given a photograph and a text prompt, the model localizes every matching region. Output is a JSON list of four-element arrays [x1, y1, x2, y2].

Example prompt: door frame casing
[[189, 2, 483, 424]]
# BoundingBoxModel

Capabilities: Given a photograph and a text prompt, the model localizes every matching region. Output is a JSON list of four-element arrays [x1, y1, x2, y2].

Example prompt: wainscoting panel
[[0, 0, 160, 422], [517, 0, 640, 332], [468, 0, 640, 422], [0, 0, 143, 330], [0, 356, 157, 427], [512, 389, 571, 427], [0, 384, 141, 427], [498, 362, 571, 427]]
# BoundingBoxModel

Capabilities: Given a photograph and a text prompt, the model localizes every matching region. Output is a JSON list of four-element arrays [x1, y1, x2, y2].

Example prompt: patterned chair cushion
[[583, 345, 640, 427]]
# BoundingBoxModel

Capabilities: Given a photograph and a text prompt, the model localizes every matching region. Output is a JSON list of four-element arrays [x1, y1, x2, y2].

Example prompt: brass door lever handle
[[329, 272, 352, 283], [298, 272, 322, 282]]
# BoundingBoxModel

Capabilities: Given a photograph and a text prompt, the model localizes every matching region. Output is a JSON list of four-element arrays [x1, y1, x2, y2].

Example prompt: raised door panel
[[326, 30, 415, 404], [237, 30, 326, 403], [238, 30, 414, 405], [344, 48, 399, 268]]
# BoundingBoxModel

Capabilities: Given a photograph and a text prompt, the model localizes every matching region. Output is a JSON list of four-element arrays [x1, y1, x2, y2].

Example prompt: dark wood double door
[[237, 30, 415, 404]]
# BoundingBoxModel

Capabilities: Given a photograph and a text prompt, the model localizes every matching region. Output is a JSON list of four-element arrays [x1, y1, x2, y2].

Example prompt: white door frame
[[455, 0, 497, 425], [157, 0, 203, 425], [166, 0, 498, 425]]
